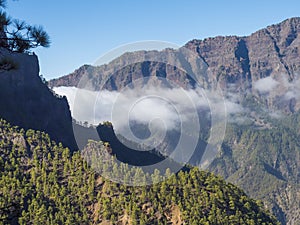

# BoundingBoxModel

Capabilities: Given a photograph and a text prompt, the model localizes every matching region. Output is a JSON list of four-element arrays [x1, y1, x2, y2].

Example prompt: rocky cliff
[[0, 48, 77, 150], [50, 18, 300, 93], [186, 17, 300, 87], [48, 18, 300, 225]]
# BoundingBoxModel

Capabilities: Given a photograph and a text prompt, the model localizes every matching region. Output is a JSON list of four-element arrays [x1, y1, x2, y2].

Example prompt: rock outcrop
[[0, 48, 77, 150], [50, 18, 300, 93]]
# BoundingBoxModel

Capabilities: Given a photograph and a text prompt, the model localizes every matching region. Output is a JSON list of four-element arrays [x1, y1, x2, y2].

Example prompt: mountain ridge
[[48, 17, 300, 225], [0, 118, 279, 224], [49, 17, 300, 92]]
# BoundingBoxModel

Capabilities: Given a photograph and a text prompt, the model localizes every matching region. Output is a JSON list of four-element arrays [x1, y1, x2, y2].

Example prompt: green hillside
[[209, 113, 300, 224], [0, 118, 279, 224]]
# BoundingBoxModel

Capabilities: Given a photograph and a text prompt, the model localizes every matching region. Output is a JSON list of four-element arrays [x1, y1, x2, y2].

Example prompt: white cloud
[[282, 76, 300, 101], [53, 86, 118, 125], [53, 86, 235, 129], [53, 74, 300, 130], [284, 90, 297, 100], [225, 101, 244, 114], [253, 76, 279, 93]]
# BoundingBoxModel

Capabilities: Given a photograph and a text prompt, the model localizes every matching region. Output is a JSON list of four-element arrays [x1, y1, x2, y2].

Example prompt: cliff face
[[208, 121, 300, 225], [0, 48, 77, 150], [49, 18, 300, 94], [186, 17, 300, 87], [49, 50, 204, 91], [47, 18, 300, 225]]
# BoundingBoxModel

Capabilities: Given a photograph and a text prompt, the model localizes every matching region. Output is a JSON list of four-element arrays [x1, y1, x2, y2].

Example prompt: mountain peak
[[279, 16, 300, 26], [50, 18, 300, 109]]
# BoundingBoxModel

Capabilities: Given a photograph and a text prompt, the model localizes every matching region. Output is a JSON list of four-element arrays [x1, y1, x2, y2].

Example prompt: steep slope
[[49, 18, 300, 94], [73, 122, 192, 174], [186, 17, 300, 88], [0, 48, 77, 151], [209, 117, 300, 225], [49, 50, 205, 91], [73, 121, 168, 167], [0, 118, 279, 224], [48, 18, 300, 225], [49, 18, 300, 116], [96, 122, 166, 166]]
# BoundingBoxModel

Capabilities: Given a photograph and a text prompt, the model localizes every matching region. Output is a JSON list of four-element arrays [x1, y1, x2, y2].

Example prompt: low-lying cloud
[[55, 74, 300, 130], [53, 86, 243, 130], [253, 76, 279, 93]]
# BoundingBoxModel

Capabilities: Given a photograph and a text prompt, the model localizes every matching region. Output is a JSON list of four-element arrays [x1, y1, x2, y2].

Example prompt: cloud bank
[[55, 74, 300, 130], [253, 76, 279, 93], [53, 86, 242, 130]]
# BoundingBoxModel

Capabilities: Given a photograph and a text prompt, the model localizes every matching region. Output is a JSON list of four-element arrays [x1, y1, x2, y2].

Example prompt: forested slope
[[0, 119, 279, 224]]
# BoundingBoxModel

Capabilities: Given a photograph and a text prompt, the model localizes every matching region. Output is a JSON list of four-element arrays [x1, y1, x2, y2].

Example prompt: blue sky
[[6, 0, 300, 79]]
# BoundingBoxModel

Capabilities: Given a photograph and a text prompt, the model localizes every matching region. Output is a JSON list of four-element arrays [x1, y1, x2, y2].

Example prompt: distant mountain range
[[50, 17, 300, 112], [0, 17, 299, 224], [48, 17, 300, 225]]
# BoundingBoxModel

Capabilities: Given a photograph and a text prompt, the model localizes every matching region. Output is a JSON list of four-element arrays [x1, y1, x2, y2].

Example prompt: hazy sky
[[6, 0, 300, 79]]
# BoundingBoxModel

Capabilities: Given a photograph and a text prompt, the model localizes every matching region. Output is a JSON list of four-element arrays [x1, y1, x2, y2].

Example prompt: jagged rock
[[0, 48, 77, 150], [50, 18, 300, 92]]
